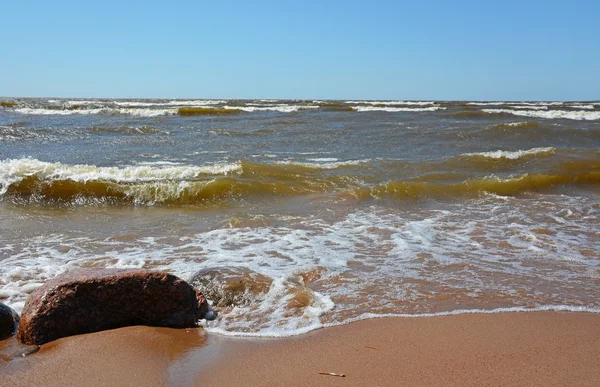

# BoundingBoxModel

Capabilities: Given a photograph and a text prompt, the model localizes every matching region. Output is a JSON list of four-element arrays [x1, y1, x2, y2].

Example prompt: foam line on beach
[[204, 305, 600, 337]]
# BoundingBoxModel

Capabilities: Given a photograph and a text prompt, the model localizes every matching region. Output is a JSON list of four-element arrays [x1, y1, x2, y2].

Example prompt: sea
[[0, 98, 598, 337]]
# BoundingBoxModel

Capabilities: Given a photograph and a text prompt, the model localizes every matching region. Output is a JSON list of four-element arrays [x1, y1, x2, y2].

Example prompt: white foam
[[224, 105, 319, 113], [353, 106, 445, 112], [206, 305, 600, 337], [66, 100, 100, 106], [276, 159, 371, 169], [198, 201, 598, 336], [508, 105, 547, 110], [116, 108, 177, 117], [113, 101, 163, 107], [504, 122, 530, 126], [134, 161, 185, 166], [13, 107, 177, 117], [15, 107, 106, 115], [462, 147, 556, 160], [245, 103, 291, 107], [483, 109, 600, 120], [569, 104, 595, 110], [345, 101, 436, 106], [1, 193, 597, 336], [101, 100, 226, 107], [166, 100, 226, 106], [468, 101, 564, 106]]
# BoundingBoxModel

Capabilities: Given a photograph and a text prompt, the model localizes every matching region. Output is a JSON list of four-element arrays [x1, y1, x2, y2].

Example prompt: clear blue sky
[[2, 1, 599, 100]]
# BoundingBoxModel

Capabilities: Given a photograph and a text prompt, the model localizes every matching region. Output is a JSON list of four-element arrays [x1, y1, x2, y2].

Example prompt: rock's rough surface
[[17, 269, 208, 345], [0, 303, 19, 340]]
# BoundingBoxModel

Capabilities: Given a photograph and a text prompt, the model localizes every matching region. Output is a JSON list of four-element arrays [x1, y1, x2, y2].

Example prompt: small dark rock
[[188, 267, 272, 310], [17, 268, 209, 345], [0, 303, 19, 340]]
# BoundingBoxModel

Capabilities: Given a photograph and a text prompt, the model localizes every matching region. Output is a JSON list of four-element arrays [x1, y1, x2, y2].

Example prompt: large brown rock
[[17, 268, 208, 345], [0, 302, 19, 340]]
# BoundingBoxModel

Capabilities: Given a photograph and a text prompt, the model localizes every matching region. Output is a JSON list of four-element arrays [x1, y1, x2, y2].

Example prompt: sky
[[2, 1, 599, 100]]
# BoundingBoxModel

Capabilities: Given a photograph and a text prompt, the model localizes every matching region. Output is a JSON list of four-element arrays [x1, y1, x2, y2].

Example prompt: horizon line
[[1, 95, 598, 103]]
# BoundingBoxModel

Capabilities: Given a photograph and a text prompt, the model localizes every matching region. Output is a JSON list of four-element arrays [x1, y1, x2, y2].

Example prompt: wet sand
[[1, 311, 599, 386]]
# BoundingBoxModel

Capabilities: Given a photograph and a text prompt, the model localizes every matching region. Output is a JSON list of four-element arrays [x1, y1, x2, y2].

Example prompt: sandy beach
[[1, 311, 599, 386]]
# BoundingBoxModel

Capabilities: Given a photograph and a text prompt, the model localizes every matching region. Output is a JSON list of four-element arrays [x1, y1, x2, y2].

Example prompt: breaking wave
[[360, 172, 599, 199], [14, 107, 177, 117], [460, 147, 556, 160], [483, 109, 600, 121], [0, 158, 597, 205], [353, 106, 444, 112], [345, 101, 436, 106]]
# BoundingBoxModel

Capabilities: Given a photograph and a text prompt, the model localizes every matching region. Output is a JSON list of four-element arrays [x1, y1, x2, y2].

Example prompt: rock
[[17, 268, 208, 346], [188, 267, 272, 310], [0, 303, 19, 340]]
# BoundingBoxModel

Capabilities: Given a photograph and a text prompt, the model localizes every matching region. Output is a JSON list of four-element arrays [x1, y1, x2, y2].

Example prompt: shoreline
[[1, 311, 599, 386]]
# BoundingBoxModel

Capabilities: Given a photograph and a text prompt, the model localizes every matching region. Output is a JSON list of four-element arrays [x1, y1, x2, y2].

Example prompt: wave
[[178, 107, 242, 116], [276, 159, 373, 169], [508, 105, 548, 110], [14, 107, 104, 115], [112, 101, 165, 107], [0, 158, 242, 195], [467, 102, 564, 107], [89, 126, 168, 135], [167, 100, 226, 106], [13, 107, 177, 117], [353, 106, 444, 112], [460, 147, 556, 160], [228, 105, 319, 113], [36, 100, 228, 108], [208, 128, 276, 137], [317, 102, 355, 112], [360, 172, 599, 199], [483, 109, 600, 121], [452, 110, 495, 118], [66, 100, 103, 106], [1, 158, 598, 205], [485, 122, 600, 142], [345, 101, 436, 106], [490, 121, 540, 130], [0, 125, 39, 141], [568, 104, 595, 110], [117, 108, 177, 117]]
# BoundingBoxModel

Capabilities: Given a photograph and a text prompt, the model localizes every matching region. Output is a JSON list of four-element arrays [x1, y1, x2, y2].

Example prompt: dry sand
[[1, 311, 599, 386]]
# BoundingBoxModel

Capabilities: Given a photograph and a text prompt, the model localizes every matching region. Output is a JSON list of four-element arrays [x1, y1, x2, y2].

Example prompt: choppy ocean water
[[0, 98, 598, 336]]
